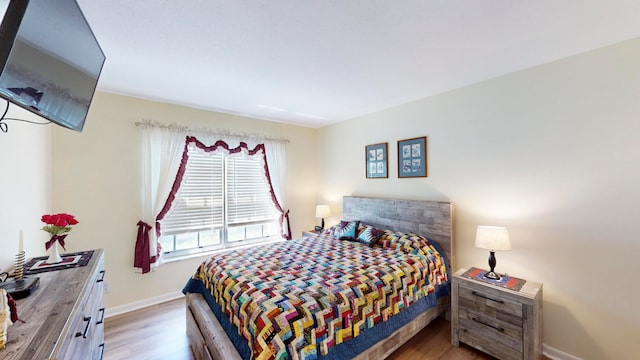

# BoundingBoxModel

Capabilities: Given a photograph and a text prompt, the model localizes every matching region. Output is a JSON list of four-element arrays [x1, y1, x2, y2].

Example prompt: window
[[159, 142, 281, 257]]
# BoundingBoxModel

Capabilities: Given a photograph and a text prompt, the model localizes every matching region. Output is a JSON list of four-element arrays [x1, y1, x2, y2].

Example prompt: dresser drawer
[[62, 312, 96, 357], [6, 249, 106, 360], [57, 253, 106, 360]]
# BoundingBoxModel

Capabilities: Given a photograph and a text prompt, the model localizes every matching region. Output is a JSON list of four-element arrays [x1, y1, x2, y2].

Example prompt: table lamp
[[475, 225, 511, 280], [315, 205, 331, 231]]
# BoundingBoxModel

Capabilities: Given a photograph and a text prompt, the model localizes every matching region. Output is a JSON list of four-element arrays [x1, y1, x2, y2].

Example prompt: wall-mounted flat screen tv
[[0, 0, 105, 132]]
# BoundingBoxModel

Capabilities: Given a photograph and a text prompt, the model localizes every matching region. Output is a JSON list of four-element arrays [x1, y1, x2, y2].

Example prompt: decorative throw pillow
[[321, 226, 336, 237], [356, 225, 381, 247], [334, 220, 360, 240]]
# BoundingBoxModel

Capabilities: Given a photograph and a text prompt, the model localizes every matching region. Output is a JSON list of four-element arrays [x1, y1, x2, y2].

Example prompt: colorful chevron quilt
[[190, 228, 449, 360]]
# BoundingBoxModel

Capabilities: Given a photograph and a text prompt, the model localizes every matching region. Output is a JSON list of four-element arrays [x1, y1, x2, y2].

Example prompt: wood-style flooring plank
[[104, 297, 547, 360], [104, 298, 194, 360]]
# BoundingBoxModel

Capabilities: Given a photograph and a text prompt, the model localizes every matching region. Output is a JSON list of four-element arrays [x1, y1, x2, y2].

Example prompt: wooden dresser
[[451, 268, 542, 360], [2, 249, 105, 360]]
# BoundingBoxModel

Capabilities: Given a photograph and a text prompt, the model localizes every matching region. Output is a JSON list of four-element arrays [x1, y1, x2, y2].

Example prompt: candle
[[19, 230, 24, 253]]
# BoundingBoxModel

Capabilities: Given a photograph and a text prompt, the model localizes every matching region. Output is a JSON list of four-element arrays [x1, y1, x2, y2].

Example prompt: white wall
[[51, 92, 318, 309], [0, 106, 51, 272], [317, 38, 640, 360]]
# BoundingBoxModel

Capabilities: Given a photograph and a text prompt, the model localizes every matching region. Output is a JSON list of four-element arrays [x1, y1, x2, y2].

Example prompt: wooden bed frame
[[185, 196, 454, 360]]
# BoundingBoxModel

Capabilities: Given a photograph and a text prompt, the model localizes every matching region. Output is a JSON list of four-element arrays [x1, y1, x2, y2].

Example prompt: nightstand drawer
[[459, 306, 523, 358], [458, 284, 523, 320], [459, 324, 523, 360]]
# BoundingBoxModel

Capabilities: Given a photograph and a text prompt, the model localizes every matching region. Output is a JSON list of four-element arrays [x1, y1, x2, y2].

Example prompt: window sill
[[161, 237, 286, 263]]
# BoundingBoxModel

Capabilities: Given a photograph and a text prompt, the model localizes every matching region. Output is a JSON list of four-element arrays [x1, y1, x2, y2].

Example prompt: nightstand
[[451, 268, 543, 360], [302, 230, 319, 237]]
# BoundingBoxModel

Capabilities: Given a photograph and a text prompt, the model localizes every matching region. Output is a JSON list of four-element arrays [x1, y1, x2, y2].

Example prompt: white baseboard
[[544, 343, 583, 360], [105, 291, 184, 319]]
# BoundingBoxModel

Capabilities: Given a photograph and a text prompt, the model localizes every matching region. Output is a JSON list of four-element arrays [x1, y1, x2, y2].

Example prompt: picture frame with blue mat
[[365, 142, 388, 178], [398, 136, 427, 178]]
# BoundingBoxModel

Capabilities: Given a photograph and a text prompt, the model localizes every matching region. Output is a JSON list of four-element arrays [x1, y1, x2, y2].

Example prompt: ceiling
[[77, 0, 640, 128]]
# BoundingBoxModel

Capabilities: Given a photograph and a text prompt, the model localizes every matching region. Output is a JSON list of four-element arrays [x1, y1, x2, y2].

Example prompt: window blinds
[[161, 143, 279, 235], [226, 156, 279, 225]]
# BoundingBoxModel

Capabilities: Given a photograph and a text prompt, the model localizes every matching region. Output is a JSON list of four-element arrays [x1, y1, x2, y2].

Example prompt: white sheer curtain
[[264, 140, 287, 207], [263, 140, 289, 237], [134, 122, 187, 273]]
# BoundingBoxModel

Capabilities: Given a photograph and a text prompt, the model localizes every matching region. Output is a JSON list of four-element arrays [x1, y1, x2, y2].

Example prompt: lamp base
[[483, 271, 502, 281], [484, 250, 502, 280]]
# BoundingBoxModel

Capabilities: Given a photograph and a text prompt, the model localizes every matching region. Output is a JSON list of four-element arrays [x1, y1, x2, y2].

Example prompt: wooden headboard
[[342, 196, 454, 269]]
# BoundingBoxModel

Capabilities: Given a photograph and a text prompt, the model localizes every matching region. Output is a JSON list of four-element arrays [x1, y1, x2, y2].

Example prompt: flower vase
[[45, 234, 67, 264], [46, 241, 62, 263]]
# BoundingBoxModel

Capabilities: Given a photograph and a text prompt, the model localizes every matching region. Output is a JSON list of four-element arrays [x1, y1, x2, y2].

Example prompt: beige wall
[[51, 92, 318, 309], [317, 38, 640, 359], [0, 106, 51, 271]]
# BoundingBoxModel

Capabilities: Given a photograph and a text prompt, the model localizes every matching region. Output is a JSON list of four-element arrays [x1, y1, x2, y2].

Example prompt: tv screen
[[0, 0, 105, 132]]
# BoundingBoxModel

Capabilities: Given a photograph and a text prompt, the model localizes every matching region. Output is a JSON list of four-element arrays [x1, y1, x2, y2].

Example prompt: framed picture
[[398, 136, 427, 178], [365, 142, 388, 178]]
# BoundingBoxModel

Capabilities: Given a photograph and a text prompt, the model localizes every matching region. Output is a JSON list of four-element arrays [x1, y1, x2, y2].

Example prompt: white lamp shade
[[315, 205, 331, 218], [475, 226, 511, 251]]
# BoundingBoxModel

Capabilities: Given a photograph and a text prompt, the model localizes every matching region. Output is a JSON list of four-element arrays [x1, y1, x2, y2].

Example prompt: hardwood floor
[[388, 317, 497, 360], [104, 298, 194, 360], [104, 298, 539, 360]]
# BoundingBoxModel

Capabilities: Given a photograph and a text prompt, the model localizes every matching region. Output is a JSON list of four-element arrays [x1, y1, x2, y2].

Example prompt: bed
[[183, 196, 454, 360]]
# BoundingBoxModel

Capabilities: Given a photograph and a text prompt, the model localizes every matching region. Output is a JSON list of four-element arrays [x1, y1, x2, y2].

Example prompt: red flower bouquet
[[41, 213, 79, 250]]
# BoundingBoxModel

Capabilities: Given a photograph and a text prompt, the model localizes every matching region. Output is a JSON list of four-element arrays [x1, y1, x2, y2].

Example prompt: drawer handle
[[97, 270, 106, 283], [75, 316, 92, 338], [96, 307, 105, 325], [471, 290, 504, 304], [99, 343, 105, 360], [472, 317, 505, 332]]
